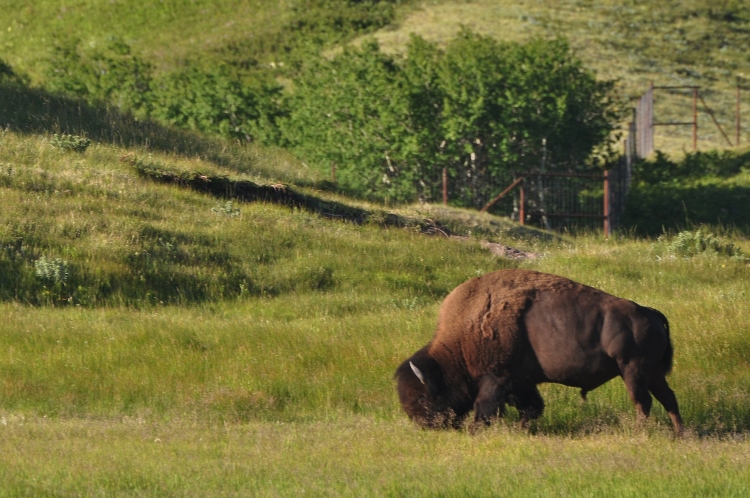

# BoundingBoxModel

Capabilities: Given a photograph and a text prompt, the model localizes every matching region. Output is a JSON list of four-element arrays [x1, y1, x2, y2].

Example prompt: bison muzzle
[[395, 269, 684, 435]]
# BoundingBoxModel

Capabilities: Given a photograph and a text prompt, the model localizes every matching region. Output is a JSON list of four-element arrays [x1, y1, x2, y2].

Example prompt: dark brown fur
[[395, 269, 684, 434]]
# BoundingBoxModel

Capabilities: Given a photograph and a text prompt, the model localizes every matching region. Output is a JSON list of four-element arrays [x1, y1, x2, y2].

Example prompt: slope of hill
[[1, 3, 750, 493], [370, 0, 750, 154], [5, 0, 750, 157]]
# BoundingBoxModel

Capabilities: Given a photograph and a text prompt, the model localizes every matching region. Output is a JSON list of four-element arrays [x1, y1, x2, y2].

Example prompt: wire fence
[[437, 158, 631, 235]]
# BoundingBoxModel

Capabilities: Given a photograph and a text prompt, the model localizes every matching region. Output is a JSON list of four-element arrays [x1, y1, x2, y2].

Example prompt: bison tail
[[649, 307, 674, 375]]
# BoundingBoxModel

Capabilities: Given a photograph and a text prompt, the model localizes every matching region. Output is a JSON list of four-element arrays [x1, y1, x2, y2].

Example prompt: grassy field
[[2, 417, 750, 496], [0, 128, 749, 494], [2, 1, 750, 495], [0, 0, 293, 79]]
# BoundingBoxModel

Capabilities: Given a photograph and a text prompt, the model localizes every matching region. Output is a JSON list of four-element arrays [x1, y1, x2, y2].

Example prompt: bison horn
[[409, 361, 426, 385]]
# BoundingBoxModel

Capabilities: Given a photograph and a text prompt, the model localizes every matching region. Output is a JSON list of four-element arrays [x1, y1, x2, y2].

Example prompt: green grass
[[0, 0, 293, 81], [2, 417, 750, 496], [2, 1, 750, 493], [0, 127, 749, 493]]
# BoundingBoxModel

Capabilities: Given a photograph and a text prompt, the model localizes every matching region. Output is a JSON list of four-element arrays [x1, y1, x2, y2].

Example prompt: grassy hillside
[[4, 0, 750, 155], [2, 1, 750, 494], [0, 129, 749, 494], [0, 0, 414, 83], [371, 0, 750, 154]]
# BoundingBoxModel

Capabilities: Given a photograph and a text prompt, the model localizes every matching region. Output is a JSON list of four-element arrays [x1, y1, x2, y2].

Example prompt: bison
[[395, 269, 684, 435]]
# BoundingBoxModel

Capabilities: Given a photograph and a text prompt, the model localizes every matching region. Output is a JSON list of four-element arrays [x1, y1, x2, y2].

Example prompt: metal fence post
[[442, 168, 448, 206], [693, 88, 698, 151], [603, 170, 610, 238]]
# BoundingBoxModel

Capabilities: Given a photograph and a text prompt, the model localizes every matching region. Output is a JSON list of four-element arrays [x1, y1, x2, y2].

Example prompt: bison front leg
[[473, 374, 511, 425]]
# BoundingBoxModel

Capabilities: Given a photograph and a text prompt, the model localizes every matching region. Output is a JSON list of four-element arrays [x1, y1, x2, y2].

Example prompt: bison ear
[[410, 361, 426, 385]]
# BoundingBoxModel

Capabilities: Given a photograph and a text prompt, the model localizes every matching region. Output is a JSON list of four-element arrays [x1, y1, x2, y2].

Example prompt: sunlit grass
[[1, 129, 749, 493], [1, 416, 749, 496], [0, 0, 293, 82]]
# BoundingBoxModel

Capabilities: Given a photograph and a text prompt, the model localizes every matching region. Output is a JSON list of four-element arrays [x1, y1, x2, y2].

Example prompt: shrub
[[281, 31, 621, 205], [150, 65, 284, 143], [50, 134, 91, 153], [660, 229, 747, 260], [44, 38, 285, 143], [622, 150, 750, 235], [34, 256, 70, 286], [632, 150, 750, 184], [46, 37, 154, 117]]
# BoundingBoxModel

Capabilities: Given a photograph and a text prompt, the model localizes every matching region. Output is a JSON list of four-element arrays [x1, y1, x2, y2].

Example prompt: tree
[[281, 40, 419, 202], [280, 30, 623, 205]]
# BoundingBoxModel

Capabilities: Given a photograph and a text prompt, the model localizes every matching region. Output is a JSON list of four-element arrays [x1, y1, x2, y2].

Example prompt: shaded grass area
[[0, 82, 319, 186], [131, 158, 451, 233]]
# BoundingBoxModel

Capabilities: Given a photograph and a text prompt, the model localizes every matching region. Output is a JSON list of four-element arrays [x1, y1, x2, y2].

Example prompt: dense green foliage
[[623, 150, 750, 235], [24, 29, 622, 205], [17, 0, 411, 146], [43, 37, 285, 143], [283, 32, 620, 205]]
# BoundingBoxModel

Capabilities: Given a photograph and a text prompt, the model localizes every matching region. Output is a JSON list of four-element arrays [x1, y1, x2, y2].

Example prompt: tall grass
[[1, 225, 748, 433]]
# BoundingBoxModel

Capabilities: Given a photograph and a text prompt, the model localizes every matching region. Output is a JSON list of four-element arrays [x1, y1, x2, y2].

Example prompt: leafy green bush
[[50, 134, 91, 152], [633, 150, 750, 184], [46, 37, 154, 117], [622, 150, 750, 235], [150, 65, 284, 143], [660, 229, 747, 260], [281, 31, 621, 205], [280, 39, 418, 202], [44, 38, 285, 143]]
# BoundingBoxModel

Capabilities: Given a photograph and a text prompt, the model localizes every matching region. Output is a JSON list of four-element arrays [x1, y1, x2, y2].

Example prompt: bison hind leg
[[508, 386, 545, 429], [648, 375, 684, 436], [620, 365, 654, 423]]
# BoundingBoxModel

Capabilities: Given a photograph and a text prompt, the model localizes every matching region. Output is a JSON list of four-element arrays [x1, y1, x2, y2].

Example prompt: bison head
[[394, 347, 472, 429]]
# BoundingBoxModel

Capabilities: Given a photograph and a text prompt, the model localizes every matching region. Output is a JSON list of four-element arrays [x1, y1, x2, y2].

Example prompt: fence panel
[[476, 159, 630, 234], [519, 172, 607, 233]]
